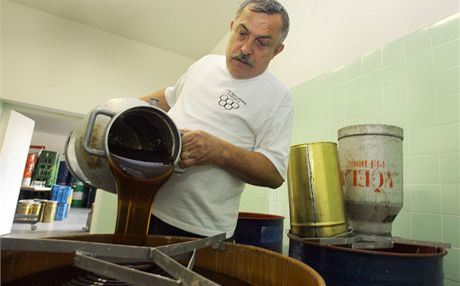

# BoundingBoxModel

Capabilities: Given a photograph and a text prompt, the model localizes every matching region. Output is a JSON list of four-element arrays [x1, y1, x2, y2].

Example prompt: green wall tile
[[330, 84, 345, 104], [328, 66, 346, 87], [442, 184, 460, 215], [383, 107, 408, 129], [439, 123, 460, 154], [410, 184, 441, 213], [360, 113, 384, 124], [406, 50, 433, 79], [402, 185, 412, 211], [329, 104, 345, 124], [444, 279, 460, 286], [287, 14, 459, 284], [437, 94, 460, 125], [407, 100, 437, 129], [433, 39, 459, 72], [443, 215, 460, 248], [405, 27, 432, 56], [408, 126, 439, 156], [439, 154, 460, 183], [382, 60, 405, 88], [444, 248, 460, 282], [409, 155, 439, 184], [407, 74, 435, 104], [383, 83, 407, 110], [392, 211, 411, 237], [362, 49, 381, 74], [411, 213, 442, 241], [361, 91, 383, 117], [344, 77, 361, 99], [383, 39, 405, 66], [316, 89, 330, 109], [344, 58, 362, 80], [345, 98, 363, 120], [361, 70, 382, 95], [431, 14, 460, 47], [434, 66, 460, 97]]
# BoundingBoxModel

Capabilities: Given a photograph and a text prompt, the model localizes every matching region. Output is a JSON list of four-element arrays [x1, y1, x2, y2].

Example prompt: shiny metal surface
[[338, 124, 404, 235], [287, 142, 348, 238], [64, 97, 181, 194]]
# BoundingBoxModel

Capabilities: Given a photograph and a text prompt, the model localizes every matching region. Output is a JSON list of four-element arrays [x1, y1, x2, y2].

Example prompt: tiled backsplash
[[241, 12, 459, 285]]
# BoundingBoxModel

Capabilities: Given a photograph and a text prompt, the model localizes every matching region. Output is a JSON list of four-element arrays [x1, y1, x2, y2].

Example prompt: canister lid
[[338, 124, 404, 140]]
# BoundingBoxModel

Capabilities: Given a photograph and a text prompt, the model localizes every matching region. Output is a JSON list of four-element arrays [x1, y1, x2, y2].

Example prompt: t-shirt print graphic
[[217, 89, 246, 110]]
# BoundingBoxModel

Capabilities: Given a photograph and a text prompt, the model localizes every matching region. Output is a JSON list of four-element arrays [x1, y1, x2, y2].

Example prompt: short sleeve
[[253, 92, 293, 179]]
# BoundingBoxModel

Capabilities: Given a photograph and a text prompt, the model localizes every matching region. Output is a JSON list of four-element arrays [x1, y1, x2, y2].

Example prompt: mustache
[[231, 52, 254, 67]]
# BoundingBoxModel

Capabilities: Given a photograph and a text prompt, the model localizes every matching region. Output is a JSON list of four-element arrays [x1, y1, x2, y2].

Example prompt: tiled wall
[[241, 12, 459, 285]]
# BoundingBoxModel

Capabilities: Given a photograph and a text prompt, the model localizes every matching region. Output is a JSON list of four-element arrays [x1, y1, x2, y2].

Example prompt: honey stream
[[109, 159, 173, 245]]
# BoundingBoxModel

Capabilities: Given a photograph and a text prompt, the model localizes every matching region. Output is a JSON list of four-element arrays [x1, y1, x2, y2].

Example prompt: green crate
[[31, 150, 60, 187]]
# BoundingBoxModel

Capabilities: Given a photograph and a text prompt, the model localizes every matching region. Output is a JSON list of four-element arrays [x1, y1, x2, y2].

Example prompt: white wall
[[1, 1, 197, 234], [271, 0, 460, 87], [1, 1, 194, 115], [0, 110, 34, 235]]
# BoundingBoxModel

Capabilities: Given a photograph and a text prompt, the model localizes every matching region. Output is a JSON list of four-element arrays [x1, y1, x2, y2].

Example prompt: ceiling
[[6, 0, 241, 59], [5, 0, 242, 135]]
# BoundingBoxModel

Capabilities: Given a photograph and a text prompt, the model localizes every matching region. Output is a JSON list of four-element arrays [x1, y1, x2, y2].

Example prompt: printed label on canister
[[338, 124, 404, 235]]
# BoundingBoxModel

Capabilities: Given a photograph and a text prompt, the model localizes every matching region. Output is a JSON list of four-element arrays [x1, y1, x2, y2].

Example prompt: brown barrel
[[1, 234, 325, 286], [287, 142, 348, 238]]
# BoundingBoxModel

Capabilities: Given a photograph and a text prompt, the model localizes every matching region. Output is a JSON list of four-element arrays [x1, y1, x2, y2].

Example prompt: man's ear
[[273, 43, 285, 57]]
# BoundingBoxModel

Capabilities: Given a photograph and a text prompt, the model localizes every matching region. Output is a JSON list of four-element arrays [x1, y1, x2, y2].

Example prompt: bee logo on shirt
[[218, 89, 246, 110]]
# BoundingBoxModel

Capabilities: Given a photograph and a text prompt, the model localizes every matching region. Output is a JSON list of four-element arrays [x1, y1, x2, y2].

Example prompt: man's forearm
[[179, 129, 284, 189], [140, 88, 170, 111], [218, 142, 284, 188]]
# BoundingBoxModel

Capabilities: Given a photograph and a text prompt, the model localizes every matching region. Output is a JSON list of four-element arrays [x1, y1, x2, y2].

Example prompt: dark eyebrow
[[238, 23, 273, 40]]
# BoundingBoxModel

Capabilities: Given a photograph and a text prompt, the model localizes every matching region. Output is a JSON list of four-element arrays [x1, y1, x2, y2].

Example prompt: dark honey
[[106, 108, 176, 243]]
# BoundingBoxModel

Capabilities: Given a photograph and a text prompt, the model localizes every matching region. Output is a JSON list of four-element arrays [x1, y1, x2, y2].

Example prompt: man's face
[[225, 6, 285, 79]]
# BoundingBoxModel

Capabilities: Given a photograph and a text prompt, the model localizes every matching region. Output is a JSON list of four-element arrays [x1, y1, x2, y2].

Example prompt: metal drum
[[288, 233, 447, 286], [64, 97, 182, 193], [287, 142, 348, 238], [234, 212, 285, 253], [338, 124, 404, 236]]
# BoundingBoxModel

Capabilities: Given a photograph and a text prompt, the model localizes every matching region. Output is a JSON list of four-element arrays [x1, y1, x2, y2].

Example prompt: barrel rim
[[238, 212, 285, 220], [288, 233, 447, 258]]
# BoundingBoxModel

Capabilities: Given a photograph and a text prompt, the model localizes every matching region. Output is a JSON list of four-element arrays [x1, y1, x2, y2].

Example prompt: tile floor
[[4, 207, 91, 239]]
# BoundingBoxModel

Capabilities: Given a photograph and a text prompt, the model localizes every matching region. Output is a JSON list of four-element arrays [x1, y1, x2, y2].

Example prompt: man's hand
[[179, 129, 225, 168], [178, 129, 284, 189]]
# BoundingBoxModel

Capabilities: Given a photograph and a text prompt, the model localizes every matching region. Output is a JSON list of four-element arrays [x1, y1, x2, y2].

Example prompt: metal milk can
[[338, 124, 404, 236], [287, 142, 348, 238], [64, 97, 182, 193]]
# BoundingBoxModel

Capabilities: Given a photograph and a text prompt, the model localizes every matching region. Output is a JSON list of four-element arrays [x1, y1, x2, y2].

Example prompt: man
[[143, 0, 292, 239]]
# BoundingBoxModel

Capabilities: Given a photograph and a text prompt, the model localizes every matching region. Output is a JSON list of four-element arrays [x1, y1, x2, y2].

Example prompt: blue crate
[[51, 185, 72, 203], [54, 202, 69, 221]]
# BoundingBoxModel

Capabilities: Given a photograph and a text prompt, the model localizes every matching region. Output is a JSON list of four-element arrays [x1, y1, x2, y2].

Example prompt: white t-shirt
[[152, 55, 293, 238]]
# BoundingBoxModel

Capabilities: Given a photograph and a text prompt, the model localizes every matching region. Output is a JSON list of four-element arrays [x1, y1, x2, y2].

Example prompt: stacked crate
[[31, 150, 60, 187], [50, 185, 73, 221]]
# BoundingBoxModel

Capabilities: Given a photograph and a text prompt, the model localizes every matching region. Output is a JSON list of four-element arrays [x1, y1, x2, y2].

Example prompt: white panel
[[89, 189, 116, 234], [0, 110, 35, 235]]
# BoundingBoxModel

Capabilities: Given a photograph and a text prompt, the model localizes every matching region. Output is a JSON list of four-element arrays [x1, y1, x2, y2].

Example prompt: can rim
[[291, 142, 337, 149], [337, 124, 404, 140]]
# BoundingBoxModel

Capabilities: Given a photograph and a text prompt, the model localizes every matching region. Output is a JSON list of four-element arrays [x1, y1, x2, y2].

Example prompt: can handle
[[83, 109, 116, 157]]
